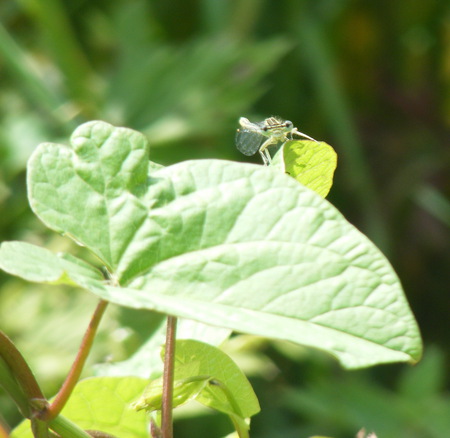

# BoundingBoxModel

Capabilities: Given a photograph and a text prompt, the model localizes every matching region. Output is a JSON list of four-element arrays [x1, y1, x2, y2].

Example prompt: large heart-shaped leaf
[[17, 121, 422, 369]]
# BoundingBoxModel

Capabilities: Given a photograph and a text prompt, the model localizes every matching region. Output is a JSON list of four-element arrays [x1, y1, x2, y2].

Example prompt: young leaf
[[271, 140, 337, 198], [11, 377, 149, 438], [23, 121, 422, 369], [170, 340, 260, 419], [132, 339, 259, 418], [132, 374, 211, 412], [133, 340, 259, 438]]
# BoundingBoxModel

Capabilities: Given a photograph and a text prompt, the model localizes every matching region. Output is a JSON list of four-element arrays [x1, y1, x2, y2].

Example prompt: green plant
[[0, 120, 422, 438]]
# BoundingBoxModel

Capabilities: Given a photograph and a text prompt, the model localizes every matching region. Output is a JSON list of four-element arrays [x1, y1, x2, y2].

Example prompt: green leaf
[[0, 243, 231, 380], [272, 140, 337, 198], [133, 340, 259, 438], [171, 340, 260, 418], [94, 282, 421, 370], [133, 374, 212, 412], [132, 339, 259, 419], [11, 377, 149, 438], [134, 374, 252, 437], [27, 121, 152, 277], [0, 241, 104, 288], [23, 121, 422, 369]]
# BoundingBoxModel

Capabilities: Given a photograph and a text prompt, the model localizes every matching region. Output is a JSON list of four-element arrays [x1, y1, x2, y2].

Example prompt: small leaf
[[133, 340, 258, 438], [133, 339, 259, 419], [272, 140, 337, 197], [132, 374, 211, 412], [170, 340, 260, 418]]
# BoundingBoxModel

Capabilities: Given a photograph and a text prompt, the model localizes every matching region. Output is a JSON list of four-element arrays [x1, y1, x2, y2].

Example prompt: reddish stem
[[160, 316, 177, 438], [42, 299, 108, 420], [150, 418, 162, 438]]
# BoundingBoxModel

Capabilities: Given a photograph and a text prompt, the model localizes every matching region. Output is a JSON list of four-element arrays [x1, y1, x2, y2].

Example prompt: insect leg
[[259, 138, 275, 165], [259, 148, 272, 166]]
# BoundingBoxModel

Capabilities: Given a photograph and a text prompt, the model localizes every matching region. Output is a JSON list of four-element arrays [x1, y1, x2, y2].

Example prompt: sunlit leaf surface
[[1, 121, 422, 370]]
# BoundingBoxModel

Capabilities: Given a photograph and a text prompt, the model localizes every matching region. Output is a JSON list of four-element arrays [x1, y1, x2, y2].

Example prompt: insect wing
[[235, 128, 265, 156], [238, 117, 266, 131]]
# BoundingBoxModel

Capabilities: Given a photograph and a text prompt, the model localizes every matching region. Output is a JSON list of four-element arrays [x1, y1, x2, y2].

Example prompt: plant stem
[[150, 418, 162, 438], [0, 354, 31, 418], [43, 299, 108, 420], [0, 330, 46, 416], [31, 418, 50, 438], [160, 316, 177, 438], [48, 415, 93, 438]]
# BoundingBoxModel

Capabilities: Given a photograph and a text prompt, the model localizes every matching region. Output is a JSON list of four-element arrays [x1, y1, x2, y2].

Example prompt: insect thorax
[[261, 117, 293, 139]]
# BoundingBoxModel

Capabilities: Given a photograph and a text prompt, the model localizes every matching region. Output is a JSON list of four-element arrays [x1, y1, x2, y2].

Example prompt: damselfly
[[235, 116, 316, 165]]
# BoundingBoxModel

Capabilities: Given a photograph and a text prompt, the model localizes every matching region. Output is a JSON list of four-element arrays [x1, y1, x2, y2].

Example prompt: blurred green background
[[1, 1, 449, 437]]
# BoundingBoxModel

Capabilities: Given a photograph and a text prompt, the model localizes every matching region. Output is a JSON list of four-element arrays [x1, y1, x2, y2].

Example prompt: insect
[[235, 116, 317, 165]]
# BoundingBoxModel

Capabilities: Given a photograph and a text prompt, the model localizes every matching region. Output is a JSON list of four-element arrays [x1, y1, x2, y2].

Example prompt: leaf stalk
[[43, 299, 108, 420], [160, 316, 177, 438]]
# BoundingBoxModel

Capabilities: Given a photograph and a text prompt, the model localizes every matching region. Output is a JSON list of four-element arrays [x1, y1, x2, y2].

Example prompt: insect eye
[[263, 126, 269, 131], [285, 121, 293, 128]]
